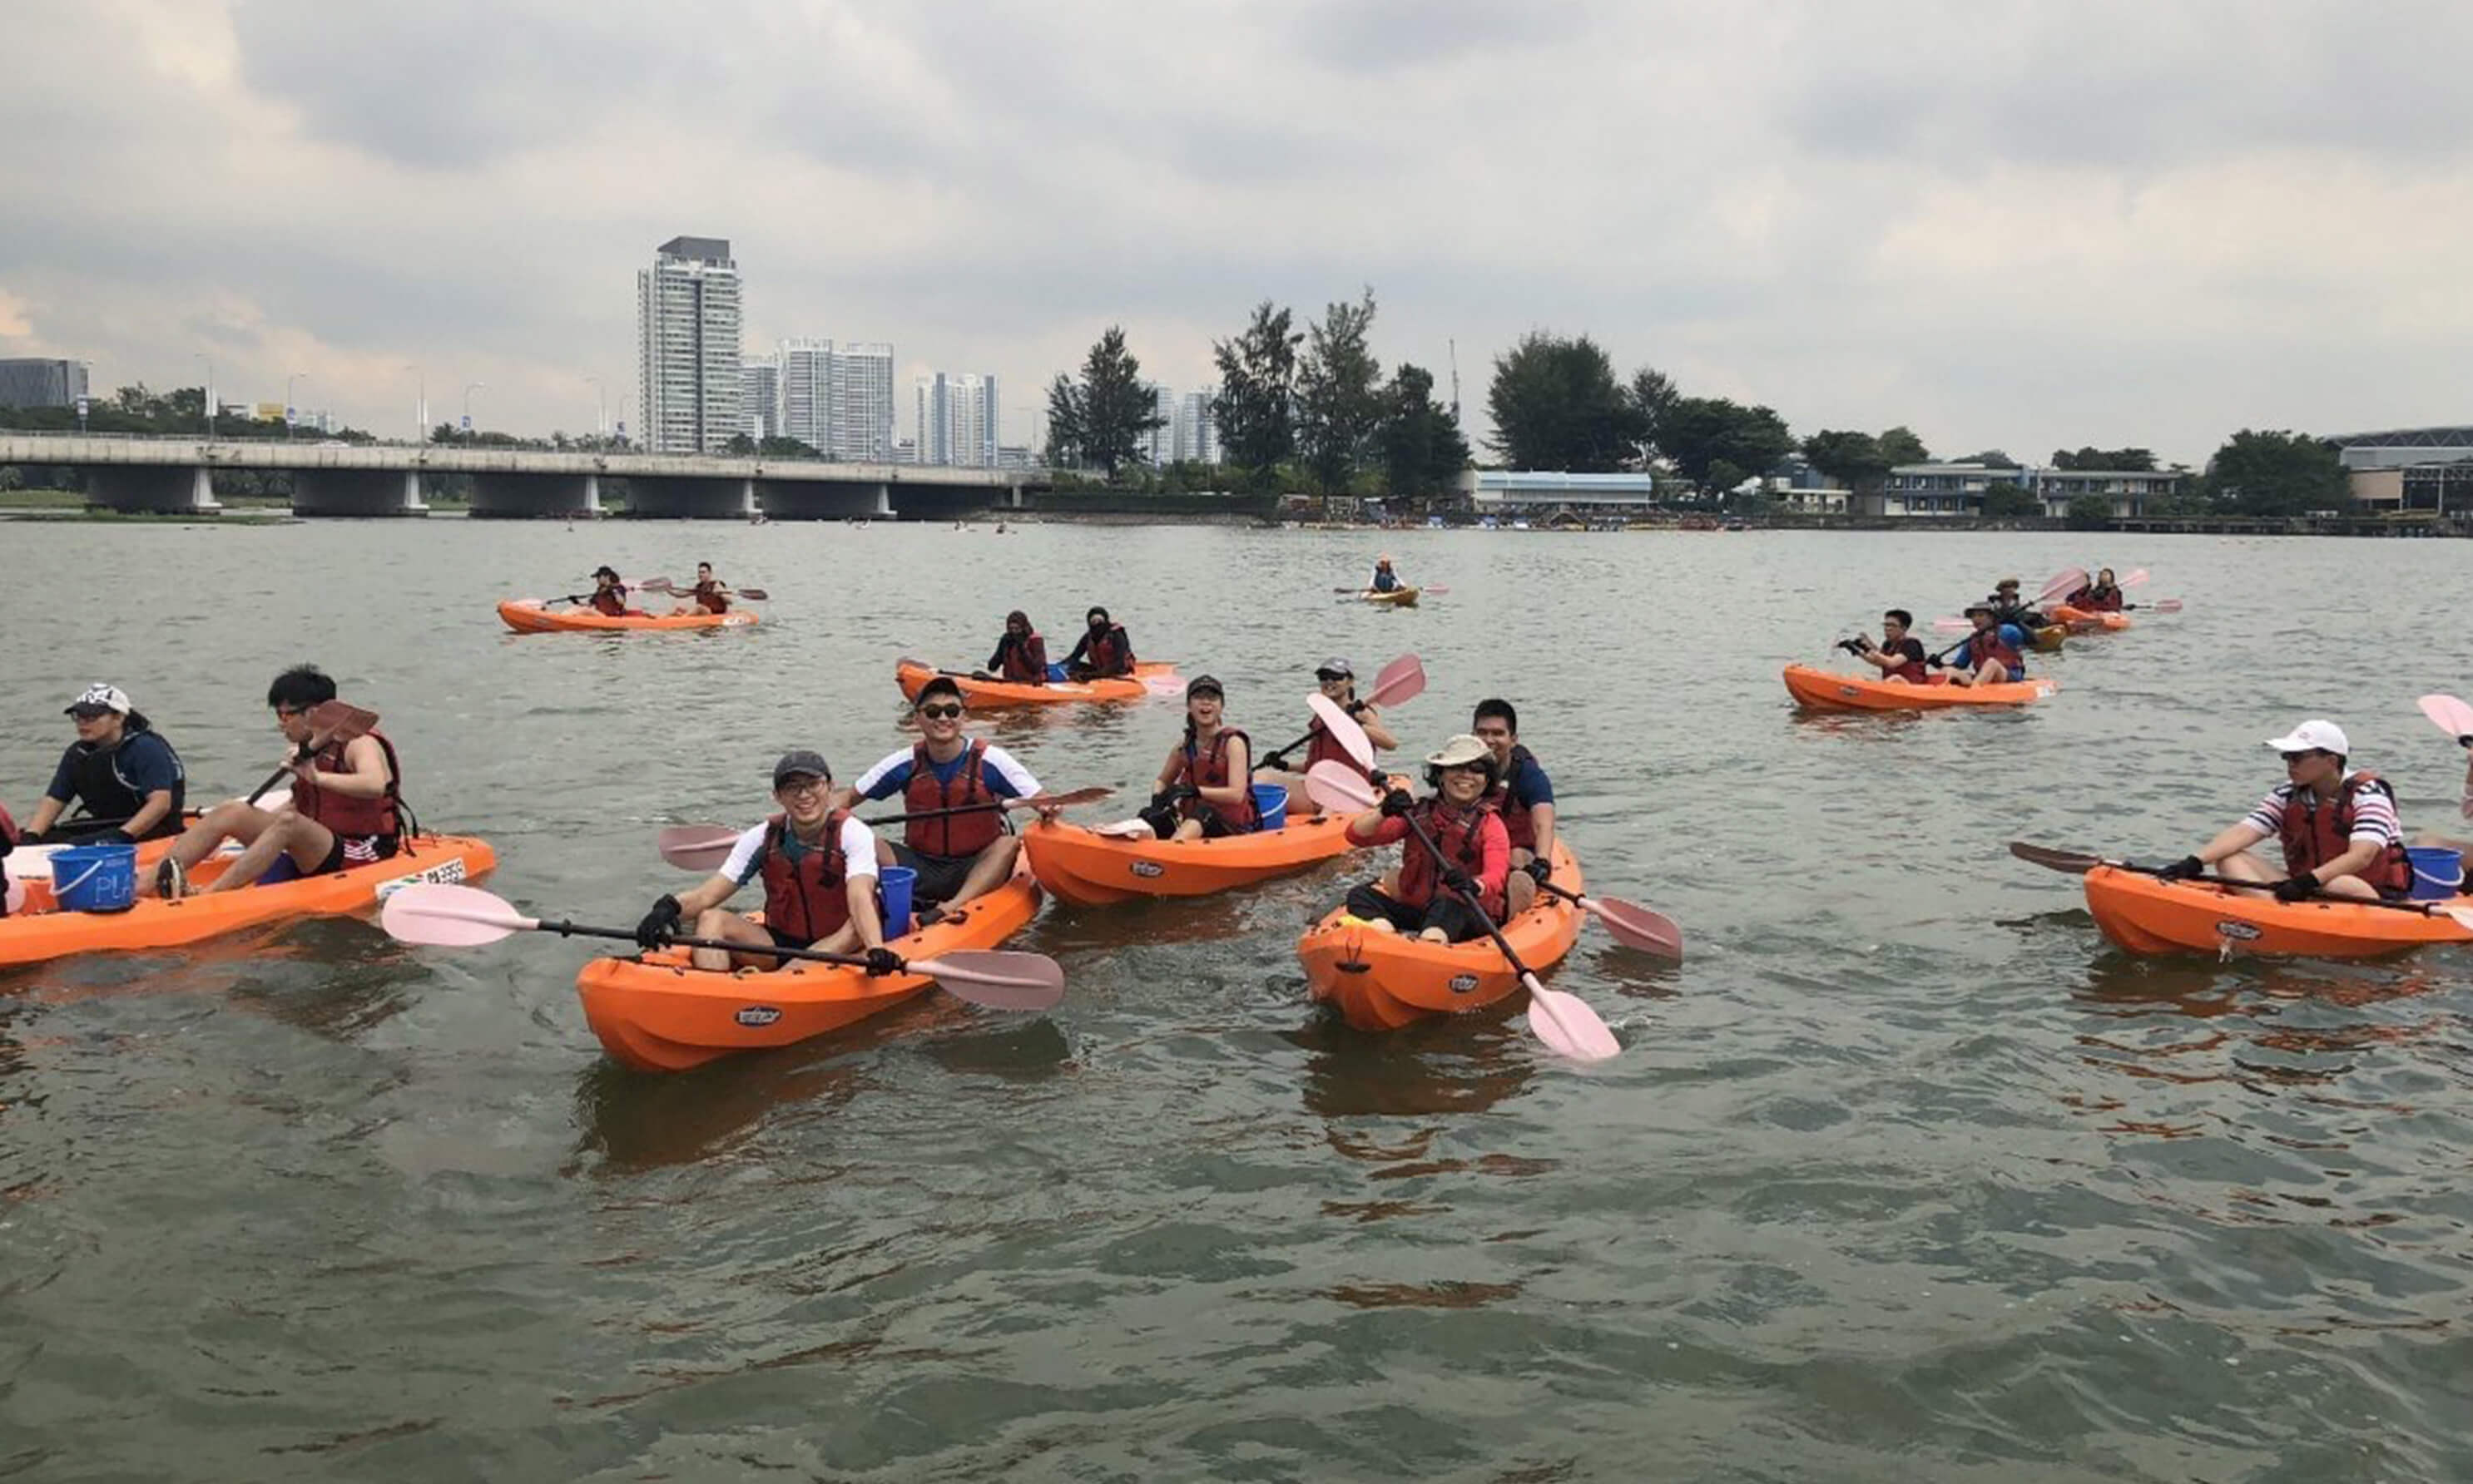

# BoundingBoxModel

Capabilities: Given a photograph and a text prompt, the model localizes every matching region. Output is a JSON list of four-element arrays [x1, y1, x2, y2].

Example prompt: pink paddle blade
[[1089, 819, 1157, 839], [1308, 694, 1375, 769], [1522, 979, 1619, 1061], [382, 883, 535, 946], [911, 950, 1065, 1010], [1930, 617, 1971, 635], [1366, 653, 1427, 709], [1142, 675, 1188, 696], [2036, 567, 2089, 604], [2418, 693, 2473, 741], [1420, 584, 1450, 596], [2120, 567, 2150, 588], [2150, 599, 2182, 612], [1583, 895, 1684, 959], [1305, 760, 1380, 814], [657, 825, 738, 873]]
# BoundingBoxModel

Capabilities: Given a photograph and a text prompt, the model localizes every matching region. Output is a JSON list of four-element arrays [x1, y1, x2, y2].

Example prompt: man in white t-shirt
[[2153, 720, 2413, 902], [841, 676, 1058, 921], [634, 750, 899, 972]]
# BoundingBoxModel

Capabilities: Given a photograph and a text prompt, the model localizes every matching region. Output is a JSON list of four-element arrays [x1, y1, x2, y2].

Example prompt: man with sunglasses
[[633, 750, 898, 973], [2155, 720, 2412, 901], [842, 677, 1055, 921], [17, 684, 187, 846], [1061, 606, 1136, 681]]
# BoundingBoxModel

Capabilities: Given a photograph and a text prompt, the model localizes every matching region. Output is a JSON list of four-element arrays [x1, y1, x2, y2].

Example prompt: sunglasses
[[917, 703, 964, 720], [1315, 671, 1348, 682], [1441, 761, 1488, 774]]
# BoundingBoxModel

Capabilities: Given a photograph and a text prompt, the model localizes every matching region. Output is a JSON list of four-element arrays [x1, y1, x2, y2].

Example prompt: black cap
[[914, 675, 965, 709], [1187, 674, 1224, 697], [592, 565, 620, 580], [772, 749, 830, 785]]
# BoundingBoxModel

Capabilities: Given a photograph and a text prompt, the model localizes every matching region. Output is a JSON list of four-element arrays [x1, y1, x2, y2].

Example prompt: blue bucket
[[878, 865, 917, 936], [2406, 847, 2462, 901], [1251, 783, 1289, 832], [1046, 661, 1067, 682], [52, 843, 137, 913]]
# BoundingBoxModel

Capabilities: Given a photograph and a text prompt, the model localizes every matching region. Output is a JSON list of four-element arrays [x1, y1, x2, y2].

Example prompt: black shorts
[[888, 844, 978, 905], [310, 831, 399, 876]]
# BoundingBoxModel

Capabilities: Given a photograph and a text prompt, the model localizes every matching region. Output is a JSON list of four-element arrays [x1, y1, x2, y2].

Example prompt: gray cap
[[771, 749, 831, 785], [1315, 657, 1353, 679], [1187, 674, 1225, 697]]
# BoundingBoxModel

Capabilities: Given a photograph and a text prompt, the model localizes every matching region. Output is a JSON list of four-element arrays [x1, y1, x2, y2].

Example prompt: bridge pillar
[[85, 464, 220, 514], [470, 472, 602, 519], [292, 469, 428, 517], [755, 480, 891, 520], [622, 476, 755, 519]]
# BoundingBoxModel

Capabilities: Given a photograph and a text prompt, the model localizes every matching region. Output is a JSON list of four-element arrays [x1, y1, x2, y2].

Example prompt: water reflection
[[1286, 1013, 1535, 1120]]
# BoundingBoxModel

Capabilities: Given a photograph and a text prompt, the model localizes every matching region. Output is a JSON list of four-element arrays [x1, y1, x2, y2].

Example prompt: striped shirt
[[2242, 774, 2400, 847]]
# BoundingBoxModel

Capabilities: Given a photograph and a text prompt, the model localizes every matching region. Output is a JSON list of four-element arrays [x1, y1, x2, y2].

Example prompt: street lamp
[[194, 353, 214, 437], [407, 364, 426, 443], [285, 372, 309, 438], [585, 375, 606, 439], [462, 382, 485, 437]]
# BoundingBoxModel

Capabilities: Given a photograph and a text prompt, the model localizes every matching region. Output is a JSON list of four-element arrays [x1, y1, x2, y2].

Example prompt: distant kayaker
[[979, 610, 1049, 685], [584, 566, 638, 617], [1370, 556, 1402, 593], [632, 749, 899, 974], [2064, 568, 2124, 612], [1338, 734, 1510, 944], [2153, 720, 2412, 902], [17, 684, 187, 846], [1945, 603, 2027, 689], [1258, 658, 1400, 809], [840, 677, 1058, 922], [667, 561, 731, 617], [1838, 611, 1932, 684], [1063, 606, 1136, 680], [1985, 577, 2046, 632], [1473, 699, 1558, 914], [1140, 675, 1258, 841], [1, 796, 19, 920], [150, 665, 407, 899]]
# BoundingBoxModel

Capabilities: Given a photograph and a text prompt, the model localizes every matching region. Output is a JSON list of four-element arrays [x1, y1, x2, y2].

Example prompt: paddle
[[656, 789, 1113, 873], [549, 577, 667, 607], [1333, 585, 1449, 596], [640, 577, 770, 601], [2007, 841, 2473, 928], [2128, 599, 2182, 613], [1254, 655, 1425, 774], [902, 654, 1169, 695], [380, 883, 1066, 1010], [2416, 693, 2473, 748], [246, 700, 378, 807]]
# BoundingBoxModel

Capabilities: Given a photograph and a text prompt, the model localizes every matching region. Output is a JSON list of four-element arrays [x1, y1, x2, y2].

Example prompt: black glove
[[1440, 867, 1477, 896], [1924, 655, 1944, 670], [2273, 874, 2319, 903], [1523, 857, 1552, 885], [2153, 855, 2205, 882], [863, 947, 903, 977], [1345, 700, 1370, 716], [1379, 788, 1413, 818], [635, 893, 683, 950], [1834, 638, 1861, 655], [2459, 734, 2472, 749], [17, 829, 47, 846], [97, 829, 135, 846], [1259, 750, 1292, 774]]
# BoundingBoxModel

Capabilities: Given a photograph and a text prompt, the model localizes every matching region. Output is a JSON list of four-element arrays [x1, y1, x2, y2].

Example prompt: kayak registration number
[[374, 858, 471, 901]]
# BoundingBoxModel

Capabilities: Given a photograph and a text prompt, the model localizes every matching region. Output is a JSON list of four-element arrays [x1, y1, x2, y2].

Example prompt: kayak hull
[[573, 858, 1043, 1072], [1023, 814, 1360, 906], [0, 835, 498, 967], [498, 599, 757, 633], [1782, 664, 2054, 711], [894, 660, 1174, 709], [2082, 865, 2473, 959], [1361, 587, 1420, 607], [2052, 606, 2132, 633], [1297, 843, 1583, 1031]]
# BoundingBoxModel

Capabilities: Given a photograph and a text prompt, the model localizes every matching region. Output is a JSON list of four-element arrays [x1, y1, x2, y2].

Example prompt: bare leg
[[200, 815, 337, 895], [944, 837, 1020, 909], [2318, 873, 2381, 902], [1505, 847, 1538, 916], [146, 803, 277, 896], [1171, 817, 1207, 842], [2213, 850, 2278, 898], [689, 909, 783, 972]]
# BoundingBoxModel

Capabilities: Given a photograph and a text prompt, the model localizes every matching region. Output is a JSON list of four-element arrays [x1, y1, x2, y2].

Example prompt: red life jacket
[[2277, 774, 2411, 894], [998, 632, 1047, 684], [293, 729, 404, 843], [756, 810, 851, 943], [904, 740, 1002, 858], [1085, 626, 1132, 676], [1967, 628, 2022, 673], [589, 586, 629, 616], [1485, 744, 1542, 851], [1882, 647, 1930, 683], [1396, 797, 1505, 918], [1173, 729, 1257, 830], [692, 581, 728, 614], [0, 796, 18, 848], [1304, 697, 1374, 770]]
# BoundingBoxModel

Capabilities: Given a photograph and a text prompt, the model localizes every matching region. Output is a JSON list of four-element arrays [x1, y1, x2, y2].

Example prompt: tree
[[1628, 367, 1678, 467], [1212, 300, 1302, 487], [2052, 446, 2157, 471], [1484, 332, 1643, 472], [1295, 287, 1385, 493], [2065, 494, 2112, 530], [1068, 326, 1162, 480], [1043, 373, 1083, 468], [1800, 430, 1890, 493], [2204, 429, 2347, 517], [1958, 448, 2020, 468], [1980, 480, 2040, 520], [1876, 426, 1930, 466], [1660, 397, 1794, 492], [1376, 362, 1470, 499]]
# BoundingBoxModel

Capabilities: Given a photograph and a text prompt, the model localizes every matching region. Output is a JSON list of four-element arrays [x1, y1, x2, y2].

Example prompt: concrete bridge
[[0, 433, 1045, 518]]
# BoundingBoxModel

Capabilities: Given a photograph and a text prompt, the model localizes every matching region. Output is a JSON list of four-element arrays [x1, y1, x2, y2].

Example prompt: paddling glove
[[1440, 867, 1476, 895], [2155, 856, 2204, 881], [96, 829, 134, 846], [17, 829, 45, 846], [1380, 789, 1413, 818], [862, 947, 903, 977], [2273, 875, 2319, 903], [1524, 858, 1553, 885], [636, 894, 683, 949], [1260, 751, 1291, 774]]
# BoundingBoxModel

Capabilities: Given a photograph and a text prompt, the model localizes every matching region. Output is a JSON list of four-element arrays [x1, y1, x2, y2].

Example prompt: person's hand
[[2273, 874, 2319, 903], [96, 829, 134, 846], [2459, 733, 2472, 749], [1523, 857, 1552, 885], [635, 893, 684, 950], [2154, 855, 2205, 881], [1345, 700, 1370, 716], [1379, 788, 1413, 818], [863, 947, 904, 977], [1259, 750, 1291, 774], [17, 828, 47, 846], [1925, 655, 1944, 670], [970, 670, 993, 680], [1440, 866, 1477, 895], [1835, 638, 1861, 655]]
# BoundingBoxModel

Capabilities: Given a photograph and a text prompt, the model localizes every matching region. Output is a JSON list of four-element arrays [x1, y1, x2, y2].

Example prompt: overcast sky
[[5, 0, 2468, 464]]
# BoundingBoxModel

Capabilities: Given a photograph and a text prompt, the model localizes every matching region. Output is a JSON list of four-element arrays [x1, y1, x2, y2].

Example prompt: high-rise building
[[741, 356, 780, 442], [776, 339, 832, 453], [1140, 384, 1176, 466], [914, 371, 999, 467], [830, 342, 895, 462], [637, 235, 742, 454], [1175, 390, 1220, 465], [0, 358, 88, 409]]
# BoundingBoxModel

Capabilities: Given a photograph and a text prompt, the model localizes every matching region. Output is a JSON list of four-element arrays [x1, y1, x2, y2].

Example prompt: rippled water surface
[[3, 520, 2470, 1481]]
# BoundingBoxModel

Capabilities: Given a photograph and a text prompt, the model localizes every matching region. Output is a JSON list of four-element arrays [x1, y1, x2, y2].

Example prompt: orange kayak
[[2082, 864, 2473, 958], [573, 858, 1043, 1072], [1782, 664, 2054, 711], [2051, 606, 2131, 632], [1023, 814, 1360, 906], [894, 659, 1175, 710], [1297, 842, 1583, 1031], [498, 599, 757, 633], [0, 834, 498, 967]]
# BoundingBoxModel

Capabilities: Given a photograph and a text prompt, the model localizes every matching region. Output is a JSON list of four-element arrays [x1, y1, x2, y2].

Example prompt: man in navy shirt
[[21, 684, 187, 844], [1472, 698, 1557, 915]]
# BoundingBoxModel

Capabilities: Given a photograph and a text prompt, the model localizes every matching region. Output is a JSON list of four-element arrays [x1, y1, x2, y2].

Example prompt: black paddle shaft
[[1396, 808, 1538, 984], [539, 915, 900, 970]]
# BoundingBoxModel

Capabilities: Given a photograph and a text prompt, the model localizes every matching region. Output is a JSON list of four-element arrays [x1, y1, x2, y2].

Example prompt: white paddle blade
[[1305, 760, 1380, 814], [1523, 980, 1620, 1061], [1930, 617, 1971, 635], [2417, 693, 2473, 740], [2036, 567, 2089, 604], [1366, 654, 1427, 709], [912, 951, 1066, 1011], [1090, 819, 1157, 839], [382, 883, 536, 947], [657, 825, 739, 873], [2120, 568, 2150, 587], [1142, 675, 1188, 696], [1307, 693, 1375, 769]]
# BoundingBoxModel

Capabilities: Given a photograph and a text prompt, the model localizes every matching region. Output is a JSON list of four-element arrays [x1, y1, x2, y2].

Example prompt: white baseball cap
[[2265, 719, 2348, 755], [65, 684, 132, 717]]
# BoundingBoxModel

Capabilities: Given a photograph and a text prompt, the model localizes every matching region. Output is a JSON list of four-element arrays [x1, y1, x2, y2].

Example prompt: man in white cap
[[2154, 720, 2413, 901], [17, 684, 187, 845]]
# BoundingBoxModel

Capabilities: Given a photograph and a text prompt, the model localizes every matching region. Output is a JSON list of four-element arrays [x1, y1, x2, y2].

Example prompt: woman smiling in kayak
[[1142, 676, 1257, 841], [1338, 735, 1509, 944]]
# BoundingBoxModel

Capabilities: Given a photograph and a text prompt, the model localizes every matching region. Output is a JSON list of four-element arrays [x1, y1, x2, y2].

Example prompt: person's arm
[[1350, 703, 1399, 752], [842, 818, 885, 949], [1196, 737, 1251, 810], [1346, 810, 1407, 847], [2461, 749, 2473, 820], [985, 635, 1009, 672], [1473, 816, 1511, 900], [673, 870, 742, 919], [1118, 631, 1136, 668], [296, 734, 392, 799], [2193, 820, 2271, 867], [1152, 744, 1184, 796], [28, 750, 77, 834], [125, 789, 175, 840], [836, 753, 907, 813], [1062, 632, 1092, 665]]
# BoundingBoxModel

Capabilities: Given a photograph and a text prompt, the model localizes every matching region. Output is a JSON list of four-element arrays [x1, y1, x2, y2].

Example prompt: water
[[2, 520, 2470, 1481]]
